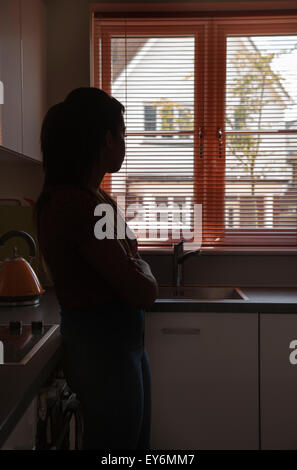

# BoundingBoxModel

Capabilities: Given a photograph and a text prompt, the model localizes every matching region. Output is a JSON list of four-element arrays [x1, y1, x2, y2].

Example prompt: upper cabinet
[[0, 0, 46, 161], [0, 0, 23, 154], [21, 0, 46, 161]]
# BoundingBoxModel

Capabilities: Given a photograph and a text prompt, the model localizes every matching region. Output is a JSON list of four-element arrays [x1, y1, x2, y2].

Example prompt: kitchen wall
[[143, 251, 297, 288], [0, 147, 44, 277], [46, 0, 90, 108], [0, 151, 43, 201]]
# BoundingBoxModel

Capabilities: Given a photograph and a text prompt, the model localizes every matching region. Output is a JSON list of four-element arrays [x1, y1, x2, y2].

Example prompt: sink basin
[[158, 286, 249, 301]]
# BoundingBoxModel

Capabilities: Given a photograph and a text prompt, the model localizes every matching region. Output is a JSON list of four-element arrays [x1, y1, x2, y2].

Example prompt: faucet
[[173, 240, 202, 296]]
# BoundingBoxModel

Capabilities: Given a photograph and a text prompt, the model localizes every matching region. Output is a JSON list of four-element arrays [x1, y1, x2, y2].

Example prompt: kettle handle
[[0, 230, 36, 258]]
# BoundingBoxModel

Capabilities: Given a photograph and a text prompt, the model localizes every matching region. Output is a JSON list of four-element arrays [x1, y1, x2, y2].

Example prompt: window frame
[[91, 12, 297, 249], [216, 17, 297, 246]]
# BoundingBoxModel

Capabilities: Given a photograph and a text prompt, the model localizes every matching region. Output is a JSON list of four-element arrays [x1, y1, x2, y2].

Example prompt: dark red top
[[37, 185, 149, 310]]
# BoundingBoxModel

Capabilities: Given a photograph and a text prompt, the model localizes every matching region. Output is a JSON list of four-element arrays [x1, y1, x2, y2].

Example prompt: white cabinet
[[0, 0, 23, 154], [1, 397, 38, 450], [145, 312, 259, 450], [21, 0, 46, 161], [0, 0, 46, 161], [260, 314, 297, 450]]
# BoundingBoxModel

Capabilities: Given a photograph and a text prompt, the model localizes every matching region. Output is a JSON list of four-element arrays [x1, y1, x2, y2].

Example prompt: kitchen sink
[[158, 286, 249, 301]]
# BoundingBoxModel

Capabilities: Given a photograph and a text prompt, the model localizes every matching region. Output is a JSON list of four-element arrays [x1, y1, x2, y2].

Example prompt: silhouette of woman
[[34, 87, 158, 449]]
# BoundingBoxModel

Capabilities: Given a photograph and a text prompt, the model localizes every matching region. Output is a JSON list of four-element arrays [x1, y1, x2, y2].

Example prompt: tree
[[226, 40, 293, 197]]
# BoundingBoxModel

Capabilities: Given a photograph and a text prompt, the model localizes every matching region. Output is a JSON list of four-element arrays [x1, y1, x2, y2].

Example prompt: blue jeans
[[59, 303, 152, 450]]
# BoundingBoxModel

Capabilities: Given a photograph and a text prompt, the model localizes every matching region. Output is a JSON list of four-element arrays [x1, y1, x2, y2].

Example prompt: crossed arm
[[79, 235, 158, 310]]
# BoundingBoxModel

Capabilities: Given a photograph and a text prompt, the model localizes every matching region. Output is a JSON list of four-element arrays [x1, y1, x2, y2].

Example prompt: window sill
[[138, 246, 297, 255]]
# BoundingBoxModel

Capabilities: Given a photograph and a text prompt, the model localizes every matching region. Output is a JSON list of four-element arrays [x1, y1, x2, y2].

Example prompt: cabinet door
[[145, 312, 259, 450], [261, 314, 297, 450], [21, 0, 46, 161], [1, 397, 37, 450], [0, 0, 22, 153]]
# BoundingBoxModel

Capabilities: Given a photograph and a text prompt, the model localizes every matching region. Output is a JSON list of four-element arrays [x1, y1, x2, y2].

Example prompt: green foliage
[[177, 108, 193, 132], [152, 98, 193, 133], [160, 103, 175, 131]]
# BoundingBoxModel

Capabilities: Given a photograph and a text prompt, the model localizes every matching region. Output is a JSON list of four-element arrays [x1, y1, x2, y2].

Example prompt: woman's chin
[[109, 164, 123, 173]]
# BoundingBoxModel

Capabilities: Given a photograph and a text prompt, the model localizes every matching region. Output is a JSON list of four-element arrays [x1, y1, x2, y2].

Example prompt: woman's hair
[[33, 87, 124, 230], [41, 87, 124, 187]]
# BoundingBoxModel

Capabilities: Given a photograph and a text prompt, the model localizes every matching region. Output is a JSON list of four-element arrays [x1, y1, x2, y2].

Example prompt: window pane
[[225, 133, 297, 229], [110, 36, 195, 242], [225, 35, 297, 232], [111, 36, 195, 133], [226, 35, 297, 131], [144, 105, 157, 131]]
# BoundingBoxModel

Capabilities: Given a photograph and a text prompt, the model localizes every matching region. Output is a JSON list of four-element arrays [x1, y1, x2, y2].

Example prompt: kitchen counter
[[152, 286, 297, 313], [0, 289, 62, 448], [0, 285, 296, 448], [0, 288, 61, 325]]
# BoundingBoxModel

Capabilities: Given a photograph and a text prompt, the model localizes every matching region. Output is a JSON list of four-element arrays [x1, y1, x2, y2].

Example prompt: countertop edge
[[150, 300, 297, 313], [0, 331, 62, 449]]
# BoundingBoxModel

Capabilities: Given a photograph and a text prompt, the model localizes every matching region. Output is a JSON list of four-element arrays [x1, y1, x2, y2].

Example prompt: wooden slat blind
[[93, 15, 297, 248]]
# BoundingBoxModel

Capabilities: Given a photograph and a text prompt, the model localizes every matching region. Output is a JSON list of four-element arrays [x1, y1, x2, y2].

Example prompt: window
[[144, 102, 193, 139], [92, 13, 297, 248], [144, 105, 157, 132]]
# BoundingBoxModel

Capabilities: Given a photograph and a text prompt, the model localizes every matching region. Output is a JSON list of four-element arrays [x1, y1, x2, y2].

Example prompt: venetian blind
[[93, 16, 297, 248], [95, 19, 203, 248], [222, 32, 297, 246]]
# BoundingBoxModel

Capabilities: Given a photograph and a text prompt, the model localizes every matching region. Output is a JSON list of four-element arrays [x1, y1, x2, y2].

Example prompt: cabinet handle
[[161, 327, 200, 335]]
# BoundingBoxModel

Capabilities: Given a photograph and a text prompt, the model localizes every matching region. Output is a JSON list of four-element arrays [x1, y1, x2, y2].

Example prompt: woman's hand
[[127, 236, 140, 258], [131, 257, 154, 277], [79, 236, 158, 310], [125, 224, 140, 258]]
